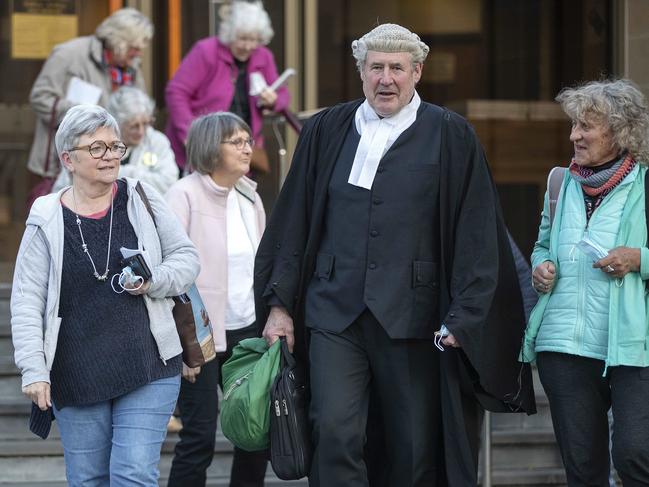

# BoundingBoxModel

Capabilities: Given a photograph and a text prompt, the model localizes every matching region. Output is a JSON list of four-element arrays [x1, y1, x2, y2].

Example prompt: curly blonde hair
[[556, 79, 649, 162]]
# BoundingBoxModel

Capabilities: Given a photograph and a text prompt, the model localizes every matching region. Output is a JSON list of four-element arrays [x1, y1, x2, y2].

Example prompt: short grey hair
[[556, 79, 649, 162], [107, 87, 155, 126], [186, 112, 251, 175], [95, 8, 153, 58], [218, 1, 274, 46], [55, 105, 120, 162], [352, 23, 430, 72]]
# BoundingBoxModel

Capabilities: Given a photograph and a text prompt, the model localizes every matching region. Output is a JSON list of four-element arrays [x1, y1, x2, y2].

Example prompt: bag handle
[[279, 336, 296, 368], [547, 166, 566, 228], [645, 170, 649, 291], [44, 97, 60, 175]]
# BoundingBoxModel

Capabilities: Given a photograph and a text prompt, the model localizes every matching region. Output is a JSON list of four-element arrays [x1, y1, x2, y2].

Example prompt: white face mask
[[110, 266, 144, 294]]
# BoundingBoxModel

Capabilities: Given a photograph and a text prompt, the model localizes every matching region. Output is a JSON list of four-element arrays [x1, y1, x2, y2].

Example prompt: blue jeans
[[53, 375, 181, 487]]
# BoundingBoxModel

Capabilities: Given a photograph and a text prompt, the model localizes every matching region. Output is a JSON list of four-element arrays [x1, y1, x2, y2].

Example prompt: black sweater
[[51, 181, 181, 408]]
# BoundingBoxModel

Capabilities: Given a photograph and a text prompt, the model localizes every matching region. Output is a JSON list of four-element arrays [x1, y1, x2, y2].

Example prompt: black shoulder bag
[[269, 337, 311, 480]]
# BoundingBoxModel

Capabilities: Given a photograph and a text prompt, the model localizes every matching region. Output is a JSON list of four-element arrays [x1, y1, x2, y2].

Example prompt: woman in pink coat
[[165, 1, 290, 173]]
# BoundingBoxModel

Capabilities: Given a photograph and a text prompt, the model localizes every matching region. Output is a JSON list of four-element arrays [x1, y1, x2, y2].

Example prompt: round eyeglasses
[[221, 137, 255, 150], [68, 140, 128, 159]]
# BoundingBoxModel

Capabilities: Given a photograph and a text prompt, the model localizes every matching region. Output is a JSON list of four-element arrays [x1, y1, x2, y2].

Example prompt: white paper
[[269, 68, 296, 91], [576, 237, 608, 262], [249, 68, 296, 96], [249, 72, 267, 96], [65, 77, 102, 105]]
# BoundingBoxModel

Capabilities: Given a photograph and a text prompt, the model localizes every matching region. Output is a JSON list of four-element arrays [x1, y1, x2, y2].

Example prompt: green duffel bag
[[220, 337, 282, 451]]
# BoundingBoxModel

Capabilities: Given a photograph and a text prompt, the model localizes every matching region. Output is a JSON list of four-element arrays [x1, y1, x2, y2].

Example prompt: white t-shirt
[[224, 190, 256, 330]]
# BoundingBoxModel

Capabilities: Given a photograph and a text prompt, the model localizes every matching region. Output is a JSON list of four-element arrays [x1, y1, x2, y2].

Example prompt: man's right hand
[[262, 306, 294, 352]]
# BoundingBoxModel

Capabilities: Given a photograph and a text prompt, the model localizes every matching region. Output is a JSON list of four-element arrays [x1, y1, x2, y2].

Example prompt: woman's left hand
[[126, 280, 151, 295], [258, 87, 277, 108], [593, 246, 640, 278]]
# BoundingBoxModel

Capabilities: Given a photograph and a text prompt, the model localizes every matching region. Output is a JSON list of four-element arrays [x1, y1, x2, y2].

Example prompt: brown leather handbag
[[134, 181, 216, 367]]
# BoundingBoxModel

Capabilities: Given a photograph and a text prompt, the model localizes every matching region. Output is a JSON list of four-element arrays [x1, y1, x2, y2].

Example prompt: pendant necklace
[[72, 187, 114, 281]]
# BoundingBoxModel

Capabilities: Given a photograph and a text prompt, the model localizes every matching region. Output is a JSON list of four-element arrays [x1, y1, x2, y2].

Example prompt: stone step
[[0, 426, 237, 457], [0, 479, 306, 487], [489, 467, 567, 486], [490, 397, 552, 431], [0, 335, 15, 373], [0, 375, 22, 404], [491, 429, 561, 471], [0, 452, 308, 486]]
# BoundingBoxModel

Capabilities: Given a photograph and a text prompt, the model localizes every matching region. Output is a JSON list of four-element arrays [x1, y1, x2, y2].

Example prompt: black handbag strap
[[134, 181, 157, 226], [279, 337, 296, 368]]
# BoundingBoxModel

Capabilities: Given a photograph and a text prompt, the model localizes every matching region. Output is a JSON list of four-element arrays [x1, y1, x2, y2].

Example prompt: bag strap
[[644, 171, 649, 292], [134, 181, 157, 227], [279, 337, 296, 368], [547, 166, 567, 227], [44, 97, 60, 175]]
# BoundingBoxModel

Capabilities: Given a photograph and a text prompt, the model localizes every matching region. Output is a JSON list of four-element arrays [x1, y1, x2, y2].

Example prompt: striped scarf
[[103, 50, 136, 92], [569, 152, 636, 197], [569, 153, 637, 220]]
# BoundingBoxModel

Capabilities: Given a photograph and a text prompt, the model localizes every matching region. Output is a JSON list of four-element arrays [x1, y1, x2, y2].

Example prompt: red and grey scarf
[[103, 50, 136, 91], [569, 152, 637, 218]]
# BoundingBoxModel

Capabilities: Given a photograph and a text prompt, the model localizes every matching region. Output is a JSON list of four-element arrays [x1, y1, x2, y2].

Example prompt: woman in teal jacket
[[522, 79, 649, 486]]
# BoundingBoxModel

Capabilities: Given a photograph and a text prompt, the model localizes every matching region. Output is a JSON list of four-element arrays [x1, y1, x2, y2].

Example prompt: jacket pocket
[[410, 261, 440, 331], [411, 261, 438, 289], [315, 253, 335, 280]]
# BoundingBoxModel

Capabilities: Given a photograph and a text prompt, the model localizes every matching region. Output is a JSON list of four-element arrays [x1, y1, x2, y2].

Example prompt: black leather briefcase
[[269, 337, 312, 480]]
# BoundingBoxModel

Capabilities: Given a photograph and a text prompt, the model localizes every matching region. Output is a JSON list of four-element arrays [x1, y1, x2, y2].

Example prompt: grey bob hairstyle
[[186, 112, 252, 174], [55, 105, 120, 162]]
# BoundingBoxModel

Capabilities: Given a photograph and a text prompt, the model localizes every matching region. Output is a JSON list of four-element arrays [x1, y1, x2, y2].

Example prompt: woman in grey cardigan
[[11, 105, 199, 486]]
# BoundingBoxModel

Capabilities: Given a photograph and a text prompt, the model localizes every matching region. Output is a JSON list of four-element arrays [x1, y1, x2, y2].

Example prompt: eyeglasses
[[68, 140, 127, 159], [221, 137, 255, 150]]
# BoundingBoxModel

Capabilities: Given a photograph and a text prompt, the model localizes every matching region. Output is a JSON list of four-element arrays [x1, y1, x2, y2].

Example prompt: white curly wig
[[352, 23, 430, 72]]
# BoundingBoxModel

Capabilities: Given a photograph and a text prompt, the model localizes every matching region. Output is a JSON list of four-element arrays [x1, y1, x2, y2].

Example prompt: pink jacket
[[165, 37, 290, 169], [165, 173, 266, 352]]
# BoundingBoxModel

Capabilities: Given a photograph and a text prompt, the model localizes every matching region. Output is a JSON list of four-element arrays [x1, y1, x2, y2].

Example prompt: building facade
[[0, 0, 647, 262]]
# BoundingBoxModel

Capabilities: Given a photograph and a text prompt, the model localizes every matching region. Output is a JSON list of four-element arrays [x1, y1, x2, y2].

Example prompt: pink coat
[[165, 37, 290, 169], [165, 173, 266, 352]]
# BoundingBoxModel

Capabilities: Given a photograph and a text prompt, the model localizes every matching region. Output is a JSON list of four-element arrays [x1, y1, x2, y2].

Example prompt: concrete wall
[[620, 0, 649, 97]]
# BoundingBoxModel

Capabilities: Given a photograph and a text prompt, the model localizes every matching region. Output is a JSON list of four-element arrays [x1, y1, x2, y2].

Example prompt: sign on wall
[[11, 0, 78, 59]]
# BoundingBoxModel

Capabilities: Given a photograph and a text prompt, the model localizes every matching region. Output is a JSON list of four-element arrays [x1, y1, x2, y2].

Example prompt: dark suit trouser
[[168, 323, 268, 487], [308, 309, 441, 487]]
